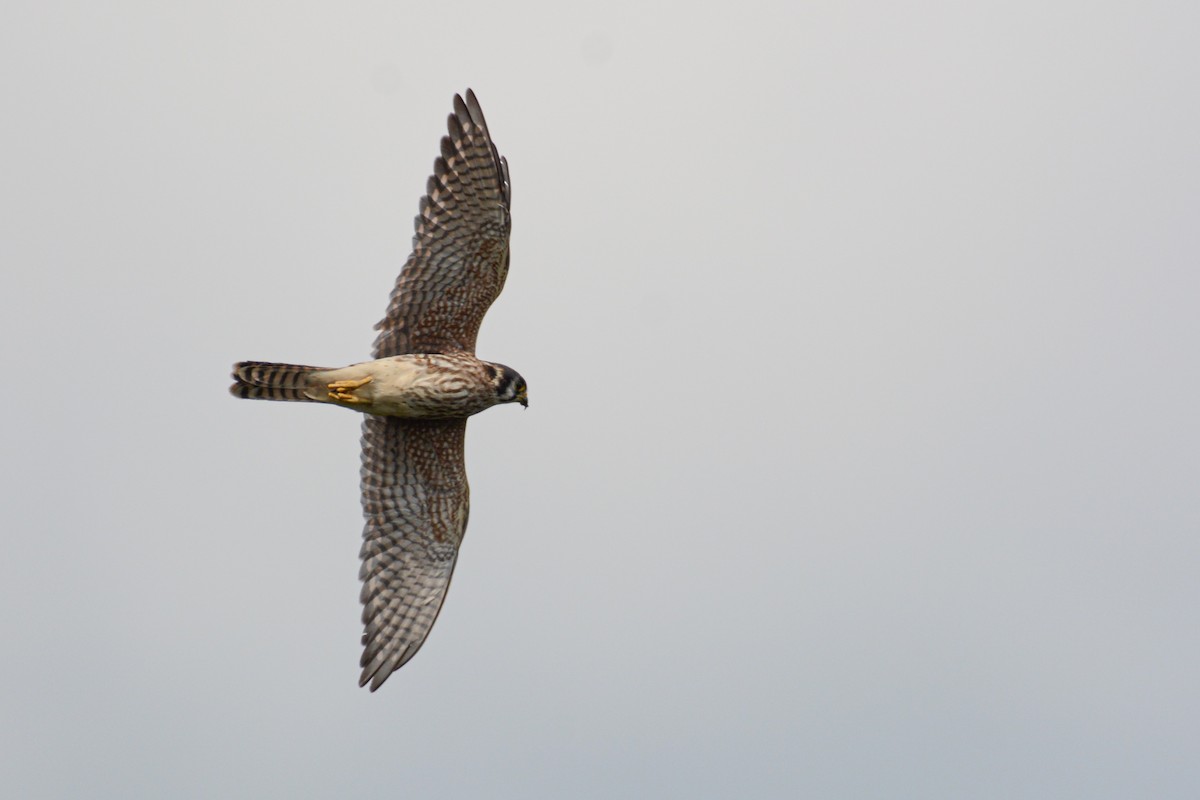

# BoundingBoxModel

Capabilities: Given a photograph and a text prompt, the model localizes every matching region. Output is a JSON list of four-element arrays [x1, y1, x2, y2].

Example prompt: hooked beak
[[517, 389, 528, 408]]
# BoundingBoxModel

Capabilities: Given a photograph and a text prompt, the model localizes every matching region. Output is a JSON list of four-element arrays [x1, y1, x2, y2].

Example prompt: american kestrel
[[230, 90, 525, 691]]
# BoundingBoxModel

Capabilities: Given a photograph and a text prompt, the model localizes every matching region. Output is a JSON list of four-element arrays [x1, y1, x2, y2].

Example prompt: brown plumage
[[229, 90, 526, 691], [230, 361, 329, 402]]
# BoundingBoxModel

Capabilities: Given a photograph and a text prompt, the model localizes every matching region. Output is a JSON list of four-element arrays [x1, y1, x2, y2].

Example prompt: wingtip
[[459, 88, 488, 133], [452, 92, 470, 126], [360, 665, 389, 692]]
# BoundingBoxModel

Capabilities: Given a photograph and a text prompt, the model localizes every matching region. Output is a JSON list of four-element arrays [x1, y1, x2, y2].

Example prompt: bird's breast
[[356, 355, 495, 418]]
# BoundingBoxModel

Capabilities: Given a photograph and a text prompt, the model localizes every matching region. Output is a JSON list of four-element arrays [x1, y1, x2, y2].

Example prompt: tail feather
[[230, 361, 330, 402]]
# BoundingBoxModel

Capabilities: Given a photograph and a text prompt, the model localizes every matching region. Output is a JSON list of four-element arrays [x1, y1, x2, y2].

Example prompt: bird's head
[[492, 364, 528, 408]]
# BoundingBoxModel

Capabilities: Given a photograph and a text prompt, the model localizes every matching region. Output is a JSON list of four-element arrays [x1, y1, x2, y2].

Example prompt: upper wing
[[358, 415, 470, 691], [373, 89, 512, 357]]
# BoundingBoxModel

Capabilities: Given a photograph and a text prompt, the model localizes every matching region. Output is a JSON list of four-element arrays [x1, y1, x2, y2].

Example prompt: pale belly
[[314, 355, 496, 418]]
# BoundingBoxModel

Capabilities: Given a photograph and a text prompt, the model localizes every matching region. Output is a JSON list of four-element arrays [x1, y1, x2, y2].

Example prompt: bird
[[229, 90, 526, 691]]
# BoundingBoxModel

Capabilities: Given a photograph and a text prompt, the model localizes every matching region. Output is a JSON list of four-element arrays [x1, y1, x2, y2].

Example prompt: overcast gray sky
[[2, 2, 1198, 798]]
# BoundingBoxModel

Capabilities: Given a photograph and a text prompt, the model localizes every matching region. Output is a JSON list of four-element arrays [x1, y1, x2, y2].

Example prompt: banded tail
[[230, 361, 330, 402]]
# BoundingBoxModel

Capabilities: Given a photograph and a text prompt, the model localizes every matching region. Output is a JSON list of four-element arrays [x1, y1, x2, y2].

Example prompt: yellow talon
[[327, 375, 373, 404]]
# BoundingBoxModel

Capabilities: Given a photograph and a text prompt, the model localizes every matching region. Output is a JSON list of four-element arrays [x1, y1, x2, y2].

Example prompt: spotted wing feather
[[358, 415, 469, 691], [373, 89, 512, 357]]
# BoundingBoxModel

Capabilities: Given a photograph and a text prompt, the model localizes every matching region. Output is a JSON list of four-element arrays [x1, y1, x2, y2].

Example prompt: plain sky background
[[2, 2, 1198, 797]]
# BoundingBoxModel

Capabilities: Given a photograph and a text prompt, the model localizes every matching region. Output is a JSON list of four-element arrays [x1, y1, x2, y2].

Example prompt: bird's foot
[[327, 375, 373, 404]]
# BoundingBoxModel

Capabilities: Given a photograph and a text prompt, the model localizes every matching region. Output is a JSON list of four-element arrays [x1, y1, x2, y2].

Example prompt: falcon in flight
[[230, 90, 526, 691]]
